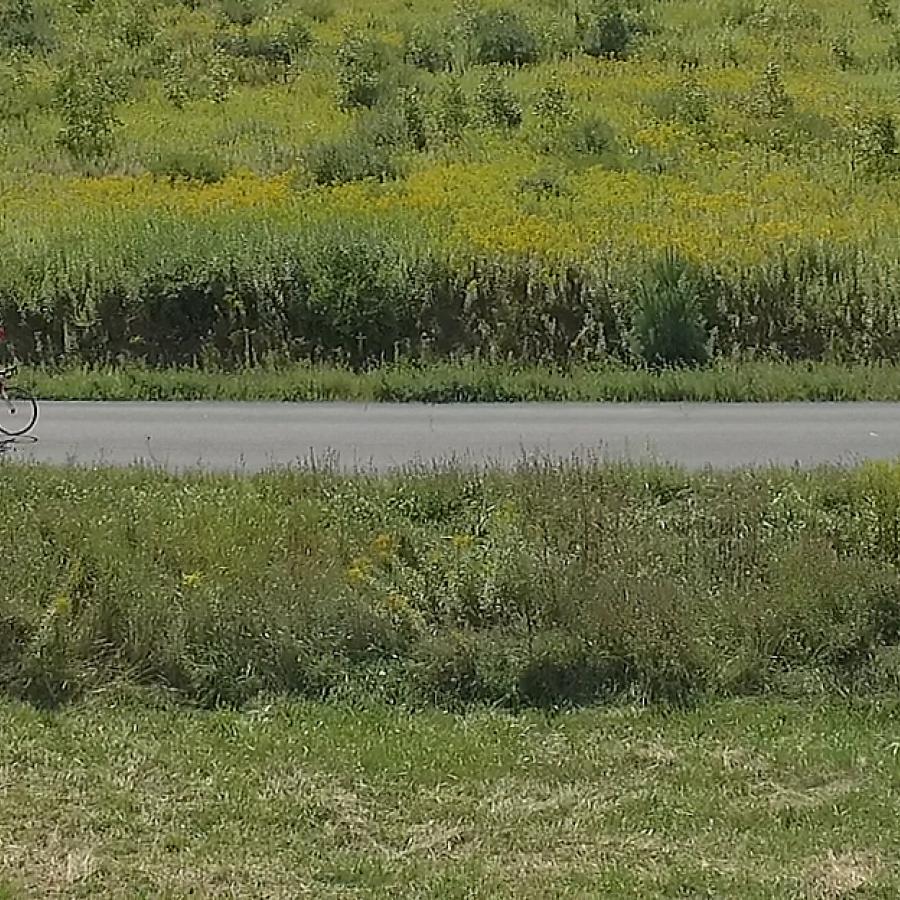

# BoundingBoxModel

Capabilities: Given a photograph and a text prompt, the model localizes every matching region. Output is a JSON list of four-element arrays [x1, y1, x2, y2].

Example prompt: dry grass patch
[[805, 850, 882, 899]]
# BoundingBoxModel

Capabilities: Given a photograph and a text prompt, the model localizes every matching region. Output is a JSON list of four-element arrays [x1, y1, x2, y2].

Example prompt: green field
[[4, 0, 900, 378], [2, 697, 899, 898]]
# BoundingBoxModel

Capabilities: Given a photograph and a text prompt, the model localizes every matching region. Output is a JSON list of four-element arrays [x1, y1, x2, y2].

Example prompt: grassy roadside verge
[[17, 360, 900, 402], [1, 696, 899, 898], [5, 461, 900, 709]]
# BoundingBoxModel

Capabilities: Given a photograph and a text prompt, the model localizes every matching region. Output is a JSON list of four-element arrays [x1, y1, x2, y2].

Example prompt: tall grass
[[20, 358, 900, 401], [3, 0, 900, 369], [5, 460, 900, 709], [6, 212, 900, 369]]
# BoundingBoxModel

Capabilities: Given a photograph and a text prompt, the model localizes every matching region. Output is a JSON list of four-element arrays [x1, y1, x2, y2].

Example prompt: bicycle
[[0, 365, 38, 436]]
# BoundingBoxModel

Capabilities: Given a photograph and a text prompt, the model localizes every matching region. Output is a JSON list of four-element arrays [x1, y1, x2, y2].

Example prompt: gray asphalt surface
[[1, 401, 899, 473]]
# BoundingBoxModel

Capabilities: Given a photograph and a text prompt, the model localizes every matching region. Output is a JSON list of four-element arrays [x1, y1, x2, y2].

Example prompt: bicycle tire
[[0, 387, 38, 436]]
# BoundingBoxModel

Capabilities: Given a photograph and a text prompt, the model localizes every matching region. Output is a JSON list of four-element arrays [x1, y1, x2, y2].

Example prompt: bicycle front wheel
[[0, 388, 38, 436]]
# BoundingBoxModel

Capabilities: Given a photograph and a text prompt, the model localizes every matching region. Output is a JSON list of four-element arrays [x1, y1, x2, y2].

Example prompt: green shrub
[[206, 46, 235, 103], [565, 115, 618, 155], [288, 229, 423, 362], [146, 150, 227, 184], [533, 77, 572, 123], [428, 76, 470, 141], [158, 47, 204, 108], [0, 0, 52, 52], [529, 78, 574, 153], [404, 24, 453, 73], [219, 0, 268, 27], [302, 119, 399, 186], [580, 1, 644, 61], [335, 30, 392, 109], [475, 70, 522, 128], [630, 251, 712, 367], [464, 7, 540, 66], [53, 64, 123, 166], [397, 85, 428, 151], [869, 0, 894, 23]]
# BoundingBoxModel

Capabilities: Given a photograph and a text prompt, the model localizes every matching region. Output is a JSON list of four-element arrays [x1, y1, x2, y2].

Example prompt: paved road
[[1, 401, 899, 473]]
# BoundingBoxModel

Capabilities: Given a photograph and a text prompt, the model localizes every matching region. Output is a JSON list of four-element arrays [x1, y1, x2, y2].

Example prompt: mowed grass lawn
[[2, 697, 900, 898]]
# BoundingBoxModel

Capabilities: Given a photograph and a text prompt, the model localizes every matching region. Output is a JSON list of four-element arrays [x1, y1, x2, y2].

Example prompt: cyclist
[[0, 326, 36, 436], [0, 326, 18, 389]]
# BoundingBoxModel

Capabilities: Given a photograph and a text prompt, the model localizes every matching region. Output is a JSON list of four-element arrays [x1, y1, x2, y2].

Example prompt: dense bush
[[335, 30, 392, 109], [215, 19, 313, 68], [145, 150, 227, 184], [301, 116, 400, 187], [463, 7, 540, 67], [475, 71, 522, 128], [580, 2, 645, 60], [533, 78, 573, 124], [0, 0, 53, 52], [630, 252, 711, 367], [427, 76, 470, 141], [53, 63, 123, 165], [219, 0, 268, 27], [404, 24, 453, 73]]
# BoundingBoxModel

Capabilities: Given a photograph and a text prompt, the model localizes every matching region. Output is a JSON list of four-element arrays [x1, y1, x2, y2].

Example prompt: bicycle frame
[[0, 385, 16, 415], [0, 365, 21, 414]]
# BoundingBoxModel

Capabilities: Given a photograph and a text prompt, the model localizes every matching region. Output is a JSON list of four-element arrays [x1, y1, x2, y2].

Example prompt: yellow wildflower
[[385, 592, 410, 613], [371, 532, 397, 558], [52, 593, 72, 617], [494, 501, 519, 526], [181, 571, 204, 589], [347, 557, 373, 585]]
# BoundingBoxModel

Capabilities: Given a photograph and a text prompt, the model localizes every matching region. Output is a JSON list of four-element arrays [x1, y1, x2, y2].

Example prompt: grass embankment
[[21, 360, 900, 402], [5, 460, 900, 896], [1, 697, 898, 898], [5, 461, 900, 708]]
